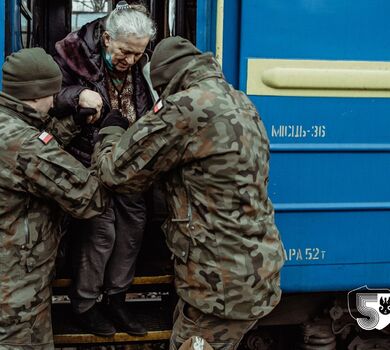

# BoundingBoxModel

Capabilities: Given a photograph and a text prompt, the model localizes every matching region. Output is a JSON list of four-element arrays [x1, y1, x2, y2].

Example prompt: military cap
[[2, 47, 62, 100], [150, 36, 201, 89]]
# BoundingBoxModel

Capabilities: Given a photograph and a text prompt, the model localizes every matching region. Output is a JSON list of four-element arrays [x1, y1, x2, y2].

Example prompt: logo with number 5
[[348, 286, 390, 330]]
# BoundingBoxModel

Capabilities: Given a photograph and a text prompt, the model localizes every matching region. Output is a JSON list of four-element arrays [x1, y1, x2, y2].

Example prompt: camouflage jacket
[[0, 92, 108, 347], [95, 54, 285, 320]]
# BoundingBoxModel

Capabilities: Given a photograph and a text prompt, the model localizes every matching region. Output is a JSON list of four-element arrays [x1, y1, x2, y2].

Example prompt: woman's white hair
[[106, 1, 156, 40]]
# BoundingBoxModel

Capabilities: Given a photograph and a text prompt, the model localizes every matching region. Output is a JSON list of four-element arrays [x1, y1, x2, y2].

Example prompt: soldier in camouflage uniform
[[95, 37, 285, 350], [0, 48, 109, 349]]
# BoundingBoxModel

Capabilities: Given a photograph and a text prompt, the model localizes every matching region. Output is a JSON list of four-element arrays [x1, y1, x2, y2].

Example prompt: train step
[[52, 275, 174, 288], [52, 300, 173, 346], [52, 275, 175, 347]]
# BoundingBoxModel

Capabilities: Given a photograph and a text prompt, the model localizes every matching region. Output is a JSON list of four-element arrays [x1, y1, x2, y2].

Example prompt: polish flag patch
[[153, 99, 164, 114], [38, 131, 54, 145]]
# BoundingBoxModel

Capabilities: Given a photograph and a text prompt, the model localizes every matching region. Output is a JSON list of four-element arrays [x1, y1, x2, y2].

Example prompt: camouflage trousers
[[170, 299, 258, 350], [0, 238, 58, 349], [0, 292, 54, 350]]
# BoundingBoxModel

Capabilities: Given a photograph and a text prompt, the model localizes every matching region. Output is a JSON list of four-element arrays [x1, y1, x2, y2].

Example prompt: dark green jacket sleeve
[[18, 134, 109, 219], [46, 115, 82, 147], [95, 102, 188, 193]]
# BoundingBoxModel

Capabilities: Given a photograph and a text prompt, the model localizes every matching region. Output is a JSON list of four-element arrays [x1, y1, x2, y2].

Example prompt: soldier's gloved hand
[[73, 107, 98, 126], [72, 148, 92, 168], [100, 109, 129, 130]]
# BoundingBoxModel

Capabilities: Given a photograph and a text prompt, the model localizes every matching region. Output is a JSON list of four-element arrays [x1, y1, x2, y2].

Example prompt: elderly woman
[[54, 1, 157, 337]]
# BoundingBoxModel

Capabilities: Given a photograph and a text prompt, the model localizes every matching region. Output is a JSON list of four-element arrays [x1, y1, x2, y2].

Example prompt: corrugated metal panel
[[197, 0, 390, 292]]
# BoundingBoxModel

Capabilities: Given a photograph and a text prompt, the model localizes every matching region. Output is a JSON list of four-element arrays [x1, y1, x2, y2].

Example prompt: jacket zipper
[[20, 198, 31, 270], [170, 171, 197, 246], [24, 197, 31, 247]]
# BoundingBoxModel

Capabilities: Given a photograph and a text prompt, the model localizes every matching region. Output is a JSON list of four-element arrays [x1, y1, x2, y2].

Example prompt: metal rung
[[53, 275, 174, 288], [54, 330, 172, 345]]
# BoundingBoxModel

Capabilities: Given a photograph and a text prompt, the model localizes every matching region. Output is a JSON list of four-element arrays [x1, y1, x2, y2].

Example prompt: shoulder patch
[[153, 99, 164, 114], [38, 131, 54, 145]]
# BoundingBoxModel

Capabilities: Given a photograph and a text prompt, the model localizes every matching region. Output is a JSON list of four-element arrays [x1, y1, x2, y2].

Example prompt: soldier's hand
[[79, 89, 103, 123]]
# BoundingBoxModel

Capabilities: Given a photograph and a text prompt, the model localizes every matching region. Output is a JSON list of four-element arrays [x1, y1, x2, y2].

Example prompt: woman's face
[[103, 32, 150, 72]]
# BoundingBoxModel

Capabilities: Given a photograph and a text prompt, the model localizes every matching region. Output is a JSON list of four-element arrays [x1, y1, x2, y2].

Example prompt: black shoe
[[104, 292, 147, 336], [75, 304, 116, 337]]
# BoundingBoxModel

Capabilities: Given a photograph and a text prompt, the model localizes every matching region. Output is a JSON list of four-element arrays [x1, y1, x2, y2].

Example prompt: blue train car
[[197, 0, 390, 293]]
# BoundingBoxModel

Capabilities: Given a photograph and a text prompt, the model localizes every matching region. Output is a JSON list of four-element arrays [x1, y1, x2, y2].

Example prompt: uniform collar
[[159, 53, 224, 99], [0, 91, 51, 129]]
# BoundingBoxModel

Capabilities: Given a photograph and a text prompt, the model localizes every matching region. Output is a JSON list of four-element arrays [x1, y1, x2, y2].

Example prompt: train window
[[72, 0, 112, 31], [20, 0, 32, 48]]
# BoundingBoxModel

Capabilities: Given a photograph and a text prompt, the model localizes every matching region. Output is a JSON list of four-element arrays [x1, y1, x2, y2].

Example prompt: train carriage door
[[198, 0, 390, 292]]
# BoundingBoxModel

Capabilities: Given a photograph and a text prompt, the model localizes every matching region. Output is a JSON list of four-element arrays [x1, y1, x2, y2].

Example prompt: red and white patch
[[38, 131, 54, 145], [153, 99, 164, 114]]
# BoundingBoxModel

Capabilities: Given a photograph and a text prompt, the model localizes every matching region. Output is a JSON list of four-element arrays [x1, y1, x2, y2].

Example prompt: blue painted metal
[[6, 0, 22, 55], [241, 0, 390, 292], [197, 0, 390, 292], [239, 0, 390, 90], [196, 0, 241, 87], [220, 0, 240, 87], [196, 0, 216, 54], [0, 0, 4, 84]]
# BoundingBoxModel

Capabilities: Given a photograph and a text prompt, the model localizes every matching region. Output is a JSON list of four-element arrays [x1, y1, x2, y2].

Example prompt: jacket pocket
[[37, 154, 90, 193], [24, 234, 58, 273], [166, 232, 190, 264]]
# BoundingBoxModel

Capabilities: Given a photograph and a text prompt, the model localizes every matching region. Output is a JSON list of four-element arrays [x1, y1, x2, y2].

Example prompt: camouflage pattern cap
[[150, 36, 201, 89], [2, 47, 62, 100]]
